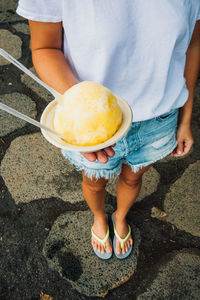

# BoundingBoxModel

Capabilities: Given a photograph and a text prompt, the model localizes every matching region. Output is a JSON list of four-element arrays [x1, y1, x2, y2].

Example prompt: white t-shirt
[[17, 0, 200, 121]]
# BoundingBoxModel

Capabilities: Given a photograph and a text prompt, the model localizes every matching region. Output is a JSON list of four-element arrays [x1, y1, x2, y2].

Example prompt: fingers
[[96, 151, 108, 163], [81, 145, 115, 163], [171, 124, 194, 157], [81, 152, 97, 162], [95, 146, 115, 163], [182, 141, 193, 155], [81, 151, 108, 163], [171, 140, 193, 157], [171, 141, 184, 157], [176, 141, 184, 156], [103, 146, 115, 157]]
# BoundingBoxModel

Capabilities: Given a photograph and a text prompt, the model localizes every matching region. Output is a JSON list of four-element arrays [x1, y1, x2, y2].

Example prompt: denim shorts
[[61, 109, 178, 179]]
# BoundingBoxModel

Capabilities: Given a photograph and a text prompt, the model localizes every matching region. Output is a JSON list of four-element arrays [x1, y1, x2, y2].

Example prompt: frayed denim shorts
[[61, 109, 178, 179]]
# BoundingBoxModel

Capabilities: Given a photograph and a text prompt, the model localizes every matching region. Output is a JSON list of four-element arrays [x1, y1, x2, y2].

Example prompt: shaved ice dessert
[[53, 81, 123, 146]]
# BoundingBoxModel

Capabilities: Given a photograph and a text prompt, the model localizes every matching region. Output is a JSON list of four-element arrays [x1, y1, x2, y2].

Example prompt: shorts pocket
[[156, 109, 178, 122], [151, 132, 175, 149]]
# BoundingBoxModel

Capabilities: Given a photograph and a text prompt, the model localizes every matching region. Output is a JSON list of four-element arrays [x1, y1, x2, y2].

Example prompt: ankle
[[114, 211, 127, 223], [94, 211, 106, 221]]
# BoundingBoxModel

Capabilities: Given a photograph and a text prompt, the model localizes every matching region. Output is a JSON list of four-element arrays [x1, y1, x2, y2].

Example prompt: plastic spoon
[[0, 102, 66, 140], [0, 48, 64, 105]]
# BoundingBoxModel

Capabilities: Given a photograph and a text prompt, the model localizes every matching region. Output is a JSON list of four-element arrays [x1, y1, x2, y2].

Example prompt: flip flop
[[91, 217, 112, 260], [111, 213, 133, 259]]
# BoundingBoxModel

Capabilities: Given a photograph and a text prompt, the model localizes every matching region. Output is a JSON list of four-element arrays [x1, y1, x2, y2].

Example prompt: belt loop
[[122, 137, 129, 155]]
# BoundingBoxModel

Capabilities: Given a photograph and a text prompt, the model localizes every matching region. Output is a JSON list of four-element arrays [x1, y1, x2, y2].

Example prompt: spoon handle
[[0, 102, 66, 140], [0, 48, 63, 104]]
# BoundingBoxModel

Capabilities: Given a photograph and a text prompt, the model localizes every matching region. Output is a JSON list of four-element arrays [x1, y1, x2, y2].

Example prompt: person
[[17, 1, 200, 260]]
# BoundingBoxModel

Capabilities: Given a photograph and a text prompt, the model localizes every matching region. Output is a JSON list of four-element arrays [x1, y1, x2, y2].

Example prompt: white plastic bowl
[[40, 97, 133, 152]]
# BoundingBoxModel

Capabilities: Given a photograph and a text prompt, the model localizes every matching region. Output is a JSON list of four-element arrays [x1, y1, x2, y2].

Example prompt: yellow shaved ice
[[53, 81, 123, 146]]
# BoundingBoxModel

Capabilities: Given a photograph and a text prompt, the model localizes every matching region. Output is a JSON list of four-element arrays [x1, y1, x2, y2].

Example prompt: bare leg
[[114, 164, 152, 255], [82, 170, 112, 254]]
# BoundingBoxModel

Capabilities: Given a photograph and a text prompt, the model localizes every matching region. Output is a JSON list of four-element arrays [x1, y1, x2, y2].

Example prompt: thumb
[[176, 140, 184, 155]]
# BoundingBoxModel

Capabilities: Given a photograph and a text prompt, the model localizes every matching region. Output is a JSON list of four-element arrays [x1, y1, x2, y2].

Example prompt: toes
[[107, 246, 112, 254], [121, 238, 133, 254], [92, 240, 97, 250], [124, 244, 128, 254], [92, 236, 108, 254], [96, 243, 104, 254], [106, 241, 112, 253], [126, 239, 131, 250], [106, 246, 112, 254], [122, 244, 126, 255], [97, 243, 101, 253], [100, 244, 105, 254], [115, 240, 122, 255]]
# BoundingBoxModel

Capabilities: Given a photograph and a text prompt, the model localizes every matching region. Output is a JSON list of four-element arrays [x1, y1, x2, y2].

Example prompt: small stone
[[0, 93, 37, 136], [0, 138, 5, 144], [40, 292, 53, 300], [0, 30, 22, 65], [43, 210, 141, 297], [151, 206, 167, 220]]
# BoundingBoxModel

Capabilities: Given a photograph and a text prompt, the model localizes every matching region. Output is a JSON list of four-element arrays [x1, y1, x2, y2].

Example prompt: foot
[[113, 212, 133, 255], [91, 214, 112, 254]]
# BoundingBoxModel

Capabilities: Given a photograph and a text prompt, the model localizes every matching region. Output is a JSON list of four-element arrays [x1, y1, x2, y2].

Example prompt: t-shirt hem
[[16, 7, 62, 22]]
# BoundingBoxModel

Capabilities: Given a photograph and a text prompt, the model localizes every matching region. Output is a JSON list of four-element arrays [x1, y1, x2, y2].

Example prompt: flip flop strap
[[114, 224, 131, 249], [91, 225, 109, 250]]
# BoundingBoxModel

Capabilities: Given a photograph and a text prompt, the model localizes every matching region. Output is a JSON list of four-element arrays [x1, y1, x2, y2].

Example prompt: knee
[[119, 174, 142, 188], [82, 176, 108, 193]]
